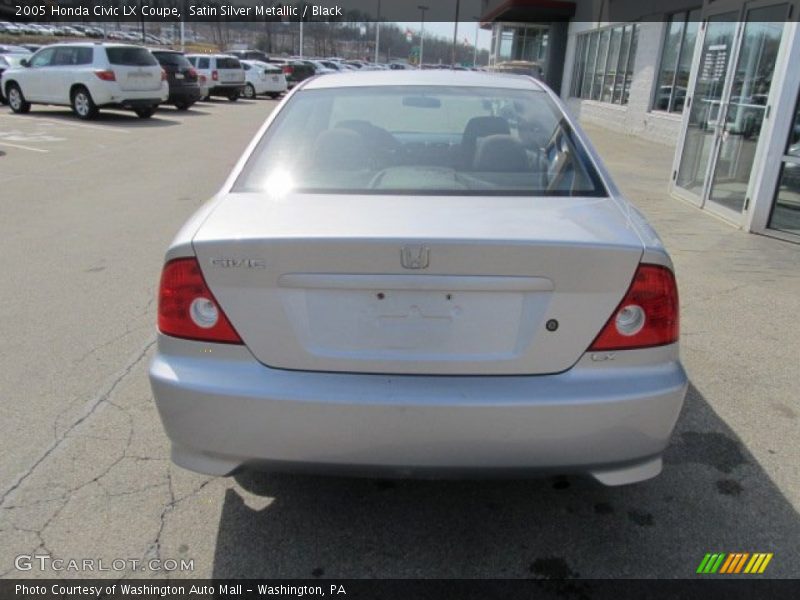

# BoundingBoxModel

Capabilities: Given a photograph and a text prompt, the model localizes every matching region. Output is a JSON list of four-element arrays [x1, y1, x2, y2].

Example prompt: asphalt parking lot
[[0, 100, 798, 579]]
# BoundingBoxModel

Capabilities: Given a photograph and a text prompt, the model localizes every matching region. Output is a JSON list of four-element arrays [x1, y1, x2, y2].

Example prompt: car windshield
[[154, 52, 191, 68], [106, 47, 158, 66], [234, 85, 606, 196], [1, 53, 27, 67]]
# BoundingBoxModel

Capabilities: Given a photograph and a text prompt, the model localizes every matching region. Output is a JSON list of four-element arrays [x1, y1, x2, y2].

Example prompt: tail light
[[588, 264, 678, 351], [187, 67, 197, 79], [161, 69, 167, 81], [211, 70, 219, 81], [157, 257, 242, 344], [94, 69, 116, 81], [199, 74, 207, 83], [282, 65, 293, 75]]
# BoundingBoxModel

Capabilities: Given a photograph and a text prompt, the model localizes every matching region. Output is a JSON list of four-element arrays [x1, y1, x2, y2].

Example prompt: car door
[[20, 46, 57, 101]]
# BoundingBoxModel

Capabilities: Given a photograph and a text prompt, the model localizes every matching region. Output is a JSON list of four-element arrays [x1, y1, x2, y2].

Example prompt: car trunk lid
[[192, 193, 644, 375]]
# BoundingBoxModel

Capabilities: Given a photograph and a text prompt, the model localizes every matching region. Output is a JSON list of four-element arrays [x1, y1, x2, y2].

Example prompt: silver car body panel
[[151, 71, 686, 485]]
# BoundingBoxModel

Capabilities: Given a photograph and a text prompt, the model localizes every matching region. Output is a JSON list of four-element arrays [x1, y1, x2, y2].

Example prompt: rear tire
[[268, 93, 280, 99], [174, 101, 192, 111], [6, 83, 31, 114], [228, 91, 239, 102], [134, 106, 156, 119], [70, 86, 98, 120], [243, 83, 256, 99]]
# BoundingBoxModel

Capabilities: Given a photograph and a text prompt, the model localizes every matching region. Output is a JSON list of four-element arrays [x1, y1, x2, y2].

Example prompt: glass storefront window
[[769, 95, 800, 236], [570, 24, 639, 106], [653, 9, 701, 113]]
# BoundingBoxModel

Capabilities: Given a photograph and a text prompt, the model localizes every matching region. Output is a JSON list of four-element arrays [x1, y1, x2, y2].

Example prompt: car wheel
[[268, 93, 280, 99], [228, 91, 239, 102], [70, 87, 98, 120], [243, 84, 256, 99], [174, 102, 192, 111], [134, 107, 157, 119], [6, 84, 31, 114]]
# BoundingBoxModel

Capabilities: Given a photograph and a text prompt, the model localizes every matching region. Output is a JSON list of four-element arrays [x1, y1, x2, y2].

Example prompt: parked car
[[302, 59, 335, 75], [240, 60, 287, 99], [0, 22, 22, 36], [264, 57, 314, 87], [3, 43, 168, 119], [185, 54, 244, 101], [0, 53, 28, 104], [229, 49, 269, 63], [20, 44, 42, 53], [149, 71, 686, 485], [151, 49, 201, 110], [0, 45, 30, 54]]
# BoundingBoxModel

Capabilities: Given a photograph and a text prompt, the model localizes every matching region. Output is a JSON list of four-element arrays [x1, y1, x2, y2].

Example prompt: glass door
[[706, 5, 788, 220], [675, 13, 739, 205], [674, 3, 789, 224]]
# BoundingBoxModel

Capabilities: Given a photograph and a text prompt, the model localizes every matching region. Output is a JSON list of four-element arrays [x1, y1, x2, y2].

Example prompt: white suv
[[2, 43, 169, 119], [185, 54, 245, 101]]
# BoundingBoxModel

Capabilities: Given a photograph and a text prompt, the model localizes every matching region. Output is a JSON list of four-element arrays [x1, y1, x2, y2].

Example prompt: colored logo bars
[[696, 553, 773, 574]]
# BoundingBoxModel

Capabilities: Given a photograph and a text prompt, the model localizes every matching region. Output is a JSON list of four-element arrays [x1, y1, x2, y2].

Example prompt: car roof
[[301, 69, 545, 91]]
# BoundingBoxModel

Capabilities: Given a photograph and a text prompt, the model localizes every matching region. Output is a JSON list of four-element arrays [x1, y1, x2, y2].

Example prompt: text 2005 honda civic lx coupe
[[149, 71, 687, 486]]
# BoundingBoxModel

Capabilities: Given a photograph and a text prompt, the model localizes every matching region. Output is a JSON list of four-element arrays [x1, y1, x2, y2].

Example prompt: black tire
[[228, 91, 240, 102], [174, 101, 192, 111], [70, 86, 98, 120], [6, 83, 31, 114], [268, 93, 280, 99], [134, 106, 157, 119], [243, 83, 256, 99]]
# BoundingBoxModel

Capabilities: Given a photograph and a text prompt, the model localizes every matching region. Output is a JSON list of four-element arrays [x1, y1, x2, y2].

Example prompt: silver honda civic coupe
[[149, 70, 687, 486]]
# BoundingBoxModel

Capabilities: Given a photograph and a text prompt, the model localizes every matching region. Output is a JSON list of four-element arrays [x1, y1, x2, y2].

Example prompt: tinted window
[[153, 52, 191, 68], [242, 62, 251, 71], [53, 47, 93, 66], [216, 57, 241, 69], [106, 47, 158, 66], [235, 86, 605, 197], [198, 57, 210, 69]]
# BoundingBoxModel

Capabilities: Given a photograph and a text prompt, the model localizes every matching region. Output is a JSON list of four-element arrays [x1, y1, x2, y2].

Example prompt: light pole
[[472, 17, 480, 67], [374, 0, 381, 63], [451, 0, 460, 66], [417, 5, 428, 68]]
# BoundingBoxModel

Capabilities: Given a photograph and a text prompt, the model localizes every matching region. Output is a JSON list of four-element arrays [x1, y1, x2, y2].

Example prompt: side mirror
[[20, 58, 30, 68]]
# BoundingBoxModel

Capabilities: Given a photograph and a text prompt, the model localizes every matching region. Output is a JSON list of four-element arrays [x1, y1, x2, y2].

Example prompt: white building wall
[[560, 21, 684, 147]]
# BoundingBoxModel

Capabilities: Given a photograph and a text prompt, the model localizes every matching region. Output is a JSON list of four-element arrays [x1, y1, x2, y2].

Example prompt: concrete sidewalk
[[583, 121, 800, 506]]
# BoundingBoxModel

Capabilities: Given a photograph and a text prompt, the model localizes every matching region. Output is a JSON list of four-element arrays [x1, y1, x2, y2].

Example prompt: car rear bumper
[[149, 335, 687, 485], [168, 88, 202, 104], [209, 84, 244, 94]]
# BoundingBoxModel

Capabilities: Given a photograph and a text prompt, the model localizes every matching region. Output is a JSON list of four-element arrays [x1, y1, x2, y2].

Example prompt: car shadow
[[157, 106, 212, 117], [13, 109, 180, 128], [210, 382, 800, 578]]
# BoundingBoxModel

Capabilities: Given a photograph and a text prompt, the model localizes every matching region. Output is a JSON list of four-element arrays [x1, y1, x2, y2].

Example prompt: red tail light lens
[[188, 67, 197, 78], [158, 258, 242, 344], [282, 65, 293, 75], [211, 70, 219, 81], [94, 69, 116, 81], [589, 264, 679, 351]]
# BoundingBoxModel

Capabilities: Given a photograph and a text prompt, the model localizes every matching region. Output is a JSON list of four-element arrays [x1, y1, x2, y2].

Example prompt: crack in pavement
[[0, 338, 156, 508]]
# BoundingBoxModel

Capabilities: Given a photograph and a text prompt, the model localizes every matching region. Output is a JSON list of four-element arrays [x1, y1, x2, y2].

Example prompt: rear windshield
[[153, 52, 191, 68], [216, 57, 241, 69], [106, 47, 158, 67], [234, 85, 606, 196]]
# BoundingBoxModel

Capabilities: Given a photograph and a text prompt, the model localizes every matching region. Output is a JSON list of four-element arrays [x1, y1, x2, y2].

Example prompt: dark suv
[[151, 49, 201, 110]]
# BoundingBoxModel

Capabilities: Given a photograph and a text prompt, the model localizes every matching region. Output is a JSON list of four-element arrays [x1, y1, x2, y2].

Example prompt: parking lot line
[[0, 114, 130, 134], [0, 141, 49, 153]]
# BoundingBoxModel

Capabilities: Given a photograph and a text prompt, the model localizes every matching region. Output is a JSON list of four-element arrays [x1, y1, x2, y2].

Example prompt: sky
[[393, 21, 491, 51]]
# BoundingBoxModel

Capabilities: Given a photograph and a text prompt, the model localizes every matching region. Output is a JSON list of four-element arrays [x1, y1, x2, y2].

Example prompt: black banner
[[3, 579, 800, 600]]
